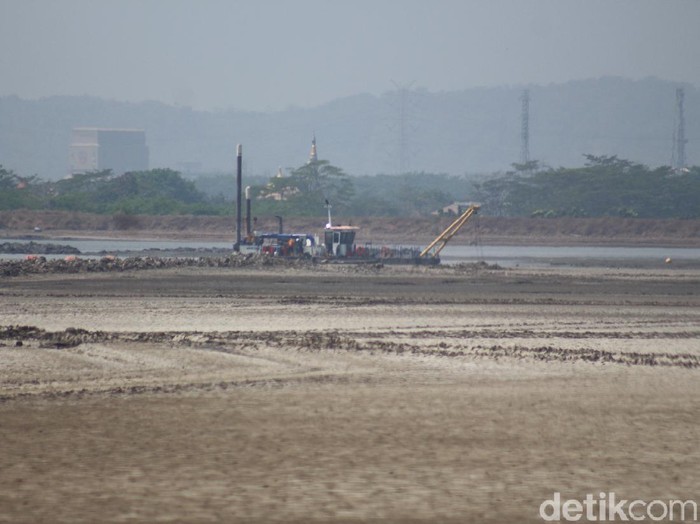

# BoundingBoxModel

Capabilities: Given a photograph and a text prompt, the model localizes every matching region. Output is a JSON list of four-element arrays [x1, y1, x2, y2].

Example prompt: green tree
[[511, 160, 543, 173], [347, 172, 470, 217], [257, 160, 355, 215], [0, 165, 44, 209], [46, 168, 227, 215], [473, 157, 700, 218]]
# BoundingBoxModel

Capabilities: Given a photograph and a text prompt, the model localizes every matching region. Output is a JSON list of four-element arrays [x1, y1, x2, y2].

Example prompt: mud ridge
[[375, 328, 700, 340], [0, 372, 378, 403], [3, 326, 698, 369]]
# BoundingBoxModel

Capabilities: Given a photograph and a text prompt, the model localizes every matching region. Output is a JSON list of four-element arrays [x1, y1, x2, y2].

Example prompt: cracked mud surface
[[1, 264, 699, 523]]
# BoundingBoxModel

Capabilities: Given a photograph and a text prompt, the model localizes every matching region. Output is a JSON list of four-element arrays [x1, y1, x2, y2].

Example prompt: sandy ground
[[1, 264, 699, 523]]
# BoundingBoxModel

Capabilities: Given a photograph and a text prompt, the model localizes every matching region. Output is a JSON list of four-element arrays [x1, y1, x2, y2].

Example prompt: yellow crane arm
[[420, 204, 480, 258]]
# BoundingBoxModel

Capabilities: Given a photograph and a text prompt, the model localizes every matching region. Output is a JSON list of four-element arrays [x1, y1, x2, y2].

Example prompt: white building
[[69, 128, 149, 176]]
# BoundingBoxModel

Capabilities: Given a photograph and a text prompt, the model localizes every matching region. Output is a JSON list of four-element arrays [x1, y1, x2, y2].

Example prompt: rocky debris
[[91, 247, 233, 258], [452, 261, 502, 272], [0, 241, 81, 255], [0, 253, 312, 277]]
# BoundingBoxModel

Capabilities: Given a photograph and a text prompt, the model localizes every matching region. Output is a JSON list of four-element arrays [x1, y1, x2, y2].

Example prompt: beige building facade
[[69, 128, 148, 176]]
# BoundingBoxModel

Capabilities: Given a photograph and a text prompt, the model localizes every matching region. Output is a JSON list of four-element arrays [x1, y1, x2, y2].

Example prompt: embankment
[[1, 210, 699, 246]]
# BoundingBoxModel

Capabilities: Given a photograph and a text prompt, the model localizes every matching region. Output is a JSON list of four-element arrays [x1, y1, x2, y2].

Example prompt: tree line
[[0, 161, 467, 218], [474, 156, 700, 219], [1, 155, 699, 219], [0, 167, 217, 216]]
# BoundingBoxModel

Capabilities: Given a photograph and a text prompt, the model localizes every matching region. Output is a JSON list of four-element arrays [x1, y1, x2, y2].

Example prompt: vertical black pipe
[[234, 144, 242, 252], [245, 186, 252, 238], [275, 215, 283, 234]]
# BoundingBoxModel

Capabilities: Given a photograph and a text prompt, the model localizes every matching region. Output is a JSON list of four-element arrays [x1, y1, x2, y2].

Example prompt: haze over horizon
[[1, 0, 699, 113]]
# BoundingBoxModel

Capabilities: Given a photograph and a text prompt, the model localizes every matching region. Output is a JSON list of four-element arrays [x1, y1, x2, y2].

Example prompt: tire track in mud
[[264, 332, 700, 368], [0, 373, 376, 404], [370, 328, 700, 340], [2, 325, 698, 370], [278, 295, 700, 308]]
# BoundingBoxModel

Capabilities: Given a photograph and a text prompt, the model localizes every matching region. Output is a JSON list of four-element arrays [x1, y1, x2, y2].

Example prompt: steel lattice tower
[[672, 87, 687, 170], [391, 81, 414, 174], [520, 89, 530, 165]]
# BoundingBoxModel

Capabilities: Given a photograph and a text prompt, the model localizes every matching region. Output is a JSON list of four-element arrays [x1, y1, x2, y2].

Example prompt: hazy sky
[[1, 0, 699, 112]]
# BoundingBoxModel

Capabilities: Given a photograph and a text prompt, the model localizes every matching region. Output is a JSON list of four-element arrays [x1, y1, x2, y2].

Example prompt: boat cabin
[[324, 225, 359, 257]]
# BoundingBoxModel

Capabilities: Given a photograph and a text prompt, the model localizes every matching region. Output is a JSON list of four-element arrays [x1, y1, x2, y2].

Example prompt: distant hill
[[0, 77, 697, 180]]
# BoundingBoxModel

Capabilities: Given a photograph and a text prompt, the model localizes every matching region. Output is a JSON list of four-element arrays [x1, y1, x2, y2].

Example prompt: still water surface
[[2, 238, 698, 267]]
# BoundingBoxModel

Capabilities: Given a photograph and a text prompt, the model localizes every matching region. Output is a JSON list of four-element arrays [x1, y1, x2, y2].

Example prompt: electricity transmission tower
[[671, 87, 687, 170], [520, 89, 530, 165], [390, 81, 415, 174]]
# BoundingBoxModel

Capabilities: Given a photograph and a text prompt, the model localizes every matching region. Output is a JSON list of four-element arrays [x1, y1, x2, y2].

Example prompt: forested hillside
[[0, 77, 697, 180]]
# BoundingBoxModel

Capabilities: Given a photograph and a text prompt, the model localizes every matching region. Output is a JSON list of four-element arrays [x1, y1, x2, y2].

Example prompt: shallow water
[[1, 238, 698, 267]]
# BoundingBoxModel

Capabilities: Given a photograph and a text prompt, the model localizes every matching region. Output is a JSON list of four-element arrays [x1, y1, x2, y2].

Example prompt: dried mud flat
[[1, 264, 699, 523]]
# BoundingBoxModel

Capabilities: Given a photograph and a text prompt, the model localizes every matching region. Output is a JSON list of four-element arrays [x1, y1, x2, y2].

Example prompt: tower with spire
[[308, 134, 318, 164]]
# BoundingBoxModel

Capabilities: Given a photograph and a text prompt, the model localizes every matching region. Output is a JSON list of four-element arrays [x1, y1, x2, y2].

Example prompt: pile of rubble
[[0, 253, 312, 277], [0, 241, 80, 255]]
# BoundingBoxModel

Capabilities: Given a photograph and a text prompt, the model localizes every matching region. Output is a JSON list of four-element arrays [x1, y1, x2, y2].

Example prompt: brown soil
[[2, 209, 699, 246], [1, 265, 699, 522]]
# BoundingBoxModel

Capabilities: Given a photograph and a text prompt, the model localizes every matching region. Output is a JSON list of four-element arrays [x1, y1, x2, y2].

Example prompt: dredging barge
[[232, 144, 480, 265], [237, 204, 481, 266], [240, 224, 435, 265]]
